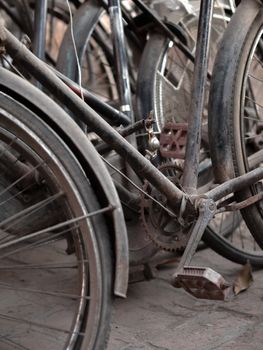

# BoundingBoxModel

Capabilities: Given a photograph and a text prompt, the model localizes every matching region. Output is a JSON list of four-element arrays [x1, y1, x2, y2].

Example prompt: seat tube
[[181, 0, 214, 194]]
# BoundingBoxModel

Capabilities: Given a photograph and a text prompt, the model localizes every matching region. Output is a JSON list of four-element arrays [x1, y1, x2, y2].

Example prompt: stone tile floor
[[108, 248, 263, 350]]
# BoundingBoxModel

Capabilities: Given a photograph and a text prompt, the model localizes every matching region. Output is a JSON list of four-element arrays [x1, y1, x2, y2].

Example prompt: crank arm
[[171, 198, 232, 300]]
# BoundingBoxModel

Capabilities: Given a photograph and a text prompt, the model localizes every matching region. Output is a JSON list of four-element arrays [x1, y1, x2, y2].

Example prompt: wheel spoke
[[0, 191, 65, 230], [0, 313, 86, 336], [0, 261, 88, 270], [0, 282, 91, 300], [0, 161, 45, 201], [0, 205, 112, 251], [0, 225, 79, 260]]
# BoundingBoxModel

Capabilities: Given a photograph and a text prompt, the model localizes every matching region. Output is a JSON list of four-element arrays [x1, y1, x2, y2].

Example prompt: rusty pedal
[[173, 266, 232, 300], [171, 198, 232, 301]]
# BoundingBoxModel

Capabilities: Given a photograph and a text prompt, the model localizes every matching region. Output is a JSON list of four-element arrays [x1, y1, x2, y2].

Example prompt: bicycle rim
[[0, 92, 112, 349], [230, 16, 263, 249]]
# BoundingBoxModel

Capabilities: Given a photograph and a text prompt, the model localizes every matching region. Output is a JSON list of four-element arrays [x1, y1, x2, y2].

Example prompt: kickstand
[[171, 198, 232, 300]]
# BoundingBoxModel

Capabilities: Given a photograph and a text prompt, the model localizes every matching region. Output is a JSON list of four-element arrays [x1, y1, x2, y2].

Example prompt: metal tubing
[[109, 0, 134, 122], [33, 0, 47, 60], [174, 198, 216, 272], [0, 27, 184, 206], [52, 67, 131, 126], [96, 120, 147, 154], [18, 0, 34, 38], [114, 181, 140, 212], [108, 0, 139, 190], [207, 167, 263, 202], [181, 0, 214, 193]]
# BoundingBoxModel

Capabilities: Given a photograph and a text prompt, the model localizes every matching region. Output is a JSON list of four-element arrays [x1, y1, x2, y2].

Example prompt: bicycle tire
[[57, 0, 118, 102], [57, 0, 140, 105], [137, 10, 263, 266], [0, 78, 113, 349], [209, 0, 263, 251]]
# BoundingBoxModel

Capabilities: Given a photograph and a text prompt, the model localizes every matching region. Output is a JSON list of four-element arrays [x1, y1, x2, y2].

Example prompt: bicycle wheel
[[209, 0, 263, 250], [0, 90, 112, 349], [136, 10, 228, 146], [0, 0, 71, 65], [136, 7, 263, 266], [42, 0, 71, 63], [57, 0, 118, 103], [57, 0, 139, 105]]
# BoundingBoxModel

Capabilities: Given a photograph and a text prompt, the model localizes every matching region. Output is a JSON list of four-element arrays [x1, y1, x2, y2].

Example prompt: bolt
[[199, 202, 205, 210]]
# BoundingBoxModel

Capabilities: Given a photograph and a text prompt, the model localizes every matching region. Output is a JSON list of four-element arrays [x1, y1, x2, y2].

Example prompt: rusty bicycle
[[0, 0, 262, 349], [52, 0, 263, 268]]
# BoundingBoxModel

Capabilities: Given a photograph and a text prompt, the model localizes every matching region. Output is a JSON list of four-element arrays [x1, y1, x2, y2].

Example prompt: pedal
[[172, 266, 232, 300]]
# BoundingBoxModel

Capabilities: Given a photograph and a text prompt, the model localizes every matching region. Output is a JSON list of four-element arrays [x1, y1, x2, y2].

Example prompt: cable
[[66, 0, 84, 100]]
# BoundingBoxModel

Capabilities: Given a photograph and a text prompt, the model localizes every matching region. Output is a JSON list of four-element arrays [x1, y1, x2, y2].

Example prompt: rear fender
[[0, 68, 129, 297]]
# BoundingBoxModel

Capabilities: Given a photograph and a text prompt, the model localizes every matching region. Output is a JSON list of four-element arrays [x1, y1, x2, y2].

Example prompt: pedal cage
[[173, 266, 232, 300]]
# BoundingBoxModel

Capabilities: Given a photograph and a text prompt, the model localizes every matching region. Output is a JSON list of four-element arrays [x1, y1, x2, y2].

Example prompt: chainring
[[140, 163, 191, 251]]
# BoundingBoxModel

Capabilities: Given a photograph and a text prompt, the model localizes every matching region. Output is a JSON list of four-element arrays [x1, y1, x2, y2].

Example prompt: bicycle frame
[[1, 0, 263, 297], [11, 0, 196, 126], [1, 0, 263, 212], [103, 0, 197, 124]]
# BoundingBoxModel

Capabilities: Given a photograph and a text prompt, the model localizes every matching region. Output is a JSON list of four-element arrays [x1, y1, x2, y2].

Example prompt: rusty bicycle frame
[[0, 0, 263, 299]]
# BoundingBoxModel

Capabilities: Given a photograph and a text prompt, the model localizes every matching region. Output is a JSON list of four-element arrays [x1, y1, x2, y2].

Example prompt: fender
[[0, 67, 129, 298], [208, 0, 262, 183]]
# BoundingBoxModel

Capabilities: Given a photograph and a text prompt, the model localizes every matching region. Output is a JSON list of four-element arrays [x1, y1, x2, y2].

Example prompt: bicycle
[[54, 0, 263, 267], [0, 0, 263, 348]]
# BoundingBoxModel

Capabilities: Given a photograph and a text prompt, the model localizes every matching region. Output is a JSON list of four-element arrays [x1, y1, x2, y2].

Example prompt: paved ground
[[108, 248, 263, 350]]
